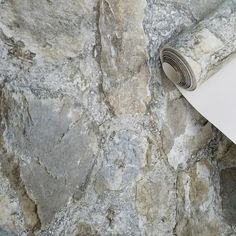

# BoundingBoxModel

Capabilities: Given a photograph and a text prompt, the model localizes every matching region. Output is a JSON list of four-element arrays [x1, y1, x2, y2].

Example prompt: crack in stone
[[22, 95, 34, 126], [35, 157, 58, 180], [172, 170, 180, 236], [73, 157, 97, 201], [0, 89, 41, 234], [55, 119, 81, 146], [94, 0, 115, 117], [0, 154, 41, 235]]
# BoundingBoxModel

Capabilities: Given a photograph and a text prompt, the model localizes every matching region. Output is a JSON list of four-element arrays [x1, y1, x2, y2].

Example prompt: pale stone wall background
[[0, 0, 235, 235]]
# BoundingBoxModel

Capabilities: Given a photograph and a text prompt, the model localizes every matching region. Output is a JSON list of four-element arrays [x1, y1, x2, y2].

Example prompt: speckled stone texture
[[0, 0, 235, 235]]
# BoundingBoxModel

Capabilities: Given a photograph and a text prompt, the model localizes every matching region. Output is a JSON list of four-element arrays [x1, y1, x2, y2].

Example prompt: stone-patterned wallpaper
[[0, 0, 235, 235]]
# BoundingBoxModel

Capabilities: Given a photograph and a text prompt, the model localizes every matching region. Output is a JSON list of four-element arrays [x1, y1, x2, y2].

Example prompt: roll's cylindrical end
[[162, 62, 181, 84], [160, 46, 197, 91]]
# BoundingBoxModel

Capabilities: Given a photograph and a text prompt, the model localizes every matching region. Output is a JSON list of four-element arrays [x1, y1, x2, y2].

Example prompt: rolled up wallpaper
[[161, 0, 236, 143]]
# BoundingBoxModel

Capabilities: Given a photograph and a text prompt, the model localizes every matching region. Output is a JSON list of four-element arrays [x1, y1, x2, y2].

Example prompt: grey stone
[[0, 0, 234, 235], [220, 167, 236, 225]]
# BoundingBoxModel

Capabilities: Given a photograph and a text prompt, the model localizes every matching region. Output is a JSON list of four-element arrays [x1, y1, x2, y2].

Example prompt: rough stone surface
[[0, 0, 234, 235]]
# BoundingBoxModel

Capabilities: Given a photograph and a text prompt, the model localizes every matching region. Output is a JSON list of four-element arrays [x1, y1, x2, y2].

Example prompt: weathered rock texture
[[0, 0, 235, 235]]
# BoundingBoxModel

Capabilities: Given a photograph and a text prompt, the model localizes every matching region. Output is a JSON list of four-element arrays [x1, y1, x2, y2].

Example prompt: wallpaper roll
[[161, 0, 236, 91], [160, 0, 236, 143]]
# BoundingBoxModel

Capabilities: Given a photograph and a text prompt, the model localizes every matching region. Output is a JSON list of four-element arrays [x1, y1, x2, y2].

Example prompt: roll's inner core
[[161, 48, 197, 91]]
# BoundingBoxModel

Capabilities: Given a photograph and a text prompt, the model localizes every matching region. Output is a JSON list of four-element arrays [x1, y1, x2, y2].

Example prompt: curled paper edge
[[160, 46, 199, 91], [176, 55, 236, 144]]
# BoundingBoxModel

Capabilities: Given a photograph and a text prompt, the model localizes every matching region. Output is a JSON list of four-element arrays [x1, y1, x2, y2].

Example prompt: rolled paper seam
[[160, 46, 198, 90], [160, 0, 236, 91]]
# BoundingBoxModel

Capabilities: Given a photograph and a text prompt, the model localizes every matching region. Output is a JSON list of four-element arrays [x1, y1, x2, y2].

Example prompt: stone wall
[[0, 0, 235, 235]]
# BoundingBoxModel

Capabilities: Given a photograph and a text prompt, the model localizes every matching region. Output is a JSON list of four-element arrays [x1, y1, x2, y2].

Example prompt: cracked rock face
[[0, 0, 234, 235]]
